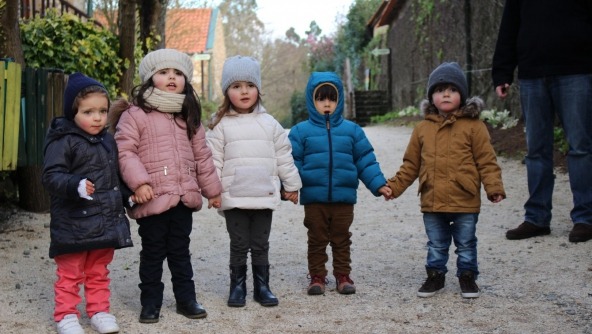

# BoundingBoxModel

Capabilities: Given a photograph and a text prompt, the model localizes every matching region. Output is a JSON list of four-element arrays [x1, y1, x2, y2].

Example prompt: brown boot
[[568, 223, 592, 243], [335, 273, 356, 295], [506, 222, 550, 240], [307, 275, 326, 295]]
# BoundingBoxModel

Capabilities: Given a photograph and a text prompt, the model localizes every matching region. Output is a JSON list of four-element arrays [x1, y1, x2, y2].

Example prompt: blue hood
[[305, 72, 345, 127]]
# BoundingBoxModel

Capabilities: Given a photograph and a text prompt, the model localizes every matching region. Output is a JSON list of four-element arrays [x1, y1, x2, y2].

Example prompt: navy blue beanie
[[427, 62, 468, 104], [63, 73, 107, 120]]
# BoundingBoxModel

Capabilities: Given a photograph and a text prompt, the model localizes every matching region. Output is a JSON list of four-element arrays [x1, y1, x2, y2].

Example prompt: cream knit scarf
[[143, 87, 185, 113]]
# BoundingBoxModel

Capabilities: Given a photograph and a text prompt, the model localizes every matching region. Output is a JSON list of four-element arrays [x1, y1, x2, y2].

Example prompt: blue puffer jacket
[[288, 72, 387, 205]]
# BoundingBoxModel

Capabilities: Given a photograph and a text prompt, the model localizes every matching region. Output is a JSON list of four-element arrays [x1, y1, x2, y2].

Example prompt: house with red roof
[[166, 8, 226, 102]]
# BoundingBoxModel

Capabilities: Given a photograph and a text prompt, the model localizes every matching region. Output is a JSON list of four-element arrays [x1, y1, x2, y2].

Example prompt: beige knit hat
[[139, 49, 193, 83], [221, 55, 261, 94]]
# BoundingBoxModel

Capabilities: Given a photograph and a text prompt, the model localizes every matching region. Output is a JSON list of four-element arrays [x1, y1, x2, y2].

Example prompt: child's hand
[[283, 191, 299, 204], [378, 185, 393, 201], [208, 195, 222, 209], [488, 193, 504, 203], [134, 184, 154, 204], [77, 178, 94, 200], [85, 179, 95, 196]]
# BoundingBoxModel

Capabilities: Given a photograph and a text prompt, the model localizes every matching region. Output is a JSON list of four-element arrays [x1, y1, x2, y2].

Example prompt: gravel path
[[0, 125, 590, 334]]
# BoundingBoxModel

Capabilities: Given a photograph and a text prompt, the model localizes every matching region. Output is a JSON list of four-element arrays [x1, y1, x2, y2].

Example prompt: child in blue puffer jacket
[[288, 72, 392, 296]]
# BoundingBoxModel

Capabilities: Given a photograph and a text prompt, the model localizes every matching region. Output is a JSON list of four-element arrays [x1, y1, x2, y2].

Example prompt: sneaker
[[90, 312, 119, 333], [568, 223, 592, 243], [506, 222, 550, 240], [307, 274, 327, 295], [459, 271, 480, 298], [334, 273, 356, 295], [57, 314, 84, 334], [417, 269, 445, 298]]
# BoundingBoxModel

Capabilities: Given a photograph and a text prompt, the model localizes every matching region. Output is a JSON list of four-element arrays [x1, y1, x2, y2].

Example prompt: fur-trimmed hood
[[420, 96, 485, 118]]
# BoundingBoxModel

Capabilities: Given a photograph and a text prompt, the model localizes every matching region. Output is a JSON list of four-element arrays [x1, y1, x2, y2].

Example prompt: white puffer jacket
[[206, 104, 301, 212]]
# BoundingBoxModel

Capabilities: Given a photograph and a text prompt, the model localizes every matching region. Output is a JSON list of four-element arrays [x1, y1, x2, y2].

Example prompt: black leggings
[[224, 208, 272, 266]]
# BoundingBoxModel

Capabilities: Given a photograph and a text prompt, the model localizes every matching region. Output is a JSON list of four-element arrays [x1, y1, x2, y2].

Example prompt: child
[[387, 62, 506, 298], [288, 72, 392, 296], [42, 73, 134, 334], [206, 55, 301, 308], [112, 49, 222, 323]]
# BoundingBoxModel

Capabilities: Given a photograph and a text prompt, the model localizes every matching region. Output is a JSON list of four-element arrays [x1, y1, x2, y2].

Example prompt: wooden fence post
[[0, 60, 22, 171], [17, 68, 65, 213]]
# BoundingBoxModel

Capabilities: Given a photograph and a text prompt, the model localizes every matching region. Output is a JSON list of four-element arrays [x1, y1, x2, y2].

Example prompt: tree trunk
[[138, 0, 168, 54], [0, 0, 25, 63], [118, 0, 137, 95], [17, 166, 50, 213]]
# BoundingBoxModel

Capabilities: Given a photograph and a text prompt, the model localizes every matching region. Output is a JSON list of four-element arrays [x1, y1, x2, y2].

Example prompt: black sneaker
[[417, 269, 445, 298], [459, 271, 480, 298]]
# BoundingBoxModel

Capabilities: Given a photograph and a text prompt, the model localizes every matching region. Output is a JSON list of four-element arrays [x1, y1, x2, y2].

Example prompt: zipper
[[325, 113, 333, 202]]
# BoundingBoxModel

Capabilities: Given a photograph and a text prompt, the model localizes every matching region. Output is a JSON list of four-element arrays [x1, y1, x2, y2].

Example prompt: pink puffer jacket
[[115, 105, 222, 219]]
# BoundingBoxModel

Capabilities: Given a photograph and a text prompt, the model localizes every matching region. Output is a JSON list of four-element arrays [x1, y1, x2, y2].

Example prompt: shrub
[[20, 9, 123, 96]]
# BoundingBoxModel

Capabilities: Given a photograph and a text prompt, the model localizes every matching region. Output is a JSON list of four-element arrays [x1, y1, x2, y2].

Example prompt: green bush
[[370, 105, 420, 123], [20, 9, 123, 97], [479, 109, 518, 129]]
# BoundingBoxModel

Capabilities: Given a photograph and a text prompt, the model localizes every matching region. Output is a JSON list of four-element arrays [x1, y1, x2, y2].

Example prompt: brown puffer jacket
[[387, 97, 506, 213]]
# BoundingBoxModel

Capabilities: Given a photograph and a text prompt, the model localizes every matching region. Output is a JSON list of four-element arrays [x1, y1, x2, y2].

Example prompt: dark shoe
[[417, 268, 445, 298], [252, 265, 279, 306], [569, 223, 592, 243], [139, 305, 161, 323], [334, 273, 356, 295], [176, 300, 207, 319], [506, 222, 550, 240], [307, 274, 327, 295], [459, 271, 480, 298], [228, 265, 247, 307]]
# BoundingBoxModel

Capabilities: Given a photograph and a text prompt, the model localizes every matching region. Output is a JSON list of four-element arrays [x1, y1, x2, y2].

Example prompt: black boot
[[228, 265, 247, 307], [252, 264, 278, 306]]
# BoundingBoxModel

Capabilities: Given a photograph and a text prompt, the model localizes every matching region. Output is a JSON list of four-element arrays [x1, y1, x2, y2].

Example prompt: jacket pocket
[[455, 174, 478, 196], [229, 166, 275, 197], [68, 205, 104, 238]]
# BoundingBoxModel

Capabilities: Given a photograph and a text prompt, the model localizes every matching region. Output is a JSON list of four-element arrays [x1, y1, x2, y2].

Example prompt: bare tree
[[218, 0, 264, 58]]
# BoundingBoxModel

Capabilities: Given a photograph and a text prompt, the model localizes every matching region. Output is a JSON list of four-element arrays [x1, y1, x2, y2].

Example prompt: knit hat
[[63, 72, 107, 120], [221, 55, 261, 94], [138, 48, 193, 83], [427, 62, 468, 103]]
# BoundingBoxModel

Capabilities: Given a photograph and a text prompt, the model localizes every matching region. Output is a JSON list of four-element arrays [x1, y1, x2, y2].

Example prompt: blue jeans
[[519, 75, 592, 227], [423, 213, 479, 277]]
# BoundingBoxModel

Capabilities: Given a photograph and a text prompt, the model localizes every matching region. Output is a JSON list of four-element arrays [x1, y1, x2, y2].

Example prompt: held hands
[[378, 185, 393, 201], [282, 191, 299, 204], [208, 194, 222, 209], [134, 184, 154, 204]]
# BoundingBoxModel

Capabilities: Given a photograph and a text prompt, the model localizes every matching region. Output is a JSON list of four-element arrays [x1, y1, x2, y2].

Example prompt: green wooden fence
[[17, 68, 65, 212], [1, 60, 66, 212], [0, 60, 22, 171]]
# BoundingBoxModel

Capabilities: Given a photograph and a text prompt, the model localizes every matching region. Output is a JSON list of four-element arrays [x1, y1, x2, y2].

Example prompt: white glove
[[77, 178, 93, 200]]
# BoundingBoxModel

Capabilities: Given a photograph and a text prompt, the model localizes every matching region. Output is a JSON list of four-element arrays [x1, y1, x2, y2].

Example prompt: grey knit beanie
[[139, 49, 193, 83], [221, 55, 261, 94], [427, 62, 468, 103]]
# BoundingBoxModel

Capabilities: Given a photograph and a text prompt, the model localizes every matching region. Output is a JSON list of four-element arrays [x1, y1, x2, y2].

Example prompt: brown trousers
[[303, 203, 354, 276]]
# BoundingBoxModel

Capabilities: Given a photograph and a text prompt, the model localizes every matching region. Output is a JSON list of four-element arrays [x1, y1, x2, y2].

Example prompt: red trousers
[[53, 248, 114, 322]]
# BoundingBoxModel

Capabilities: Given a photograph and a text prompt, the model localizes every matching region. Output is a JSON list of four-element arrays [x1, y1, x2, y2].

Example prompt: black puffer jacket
[[42, 117, 133, 258]]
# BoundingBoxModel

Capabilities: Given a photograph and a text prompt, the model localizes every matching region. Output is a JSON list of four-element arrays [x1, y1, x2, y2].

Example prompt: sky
[[255, 0, 356, 39]]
